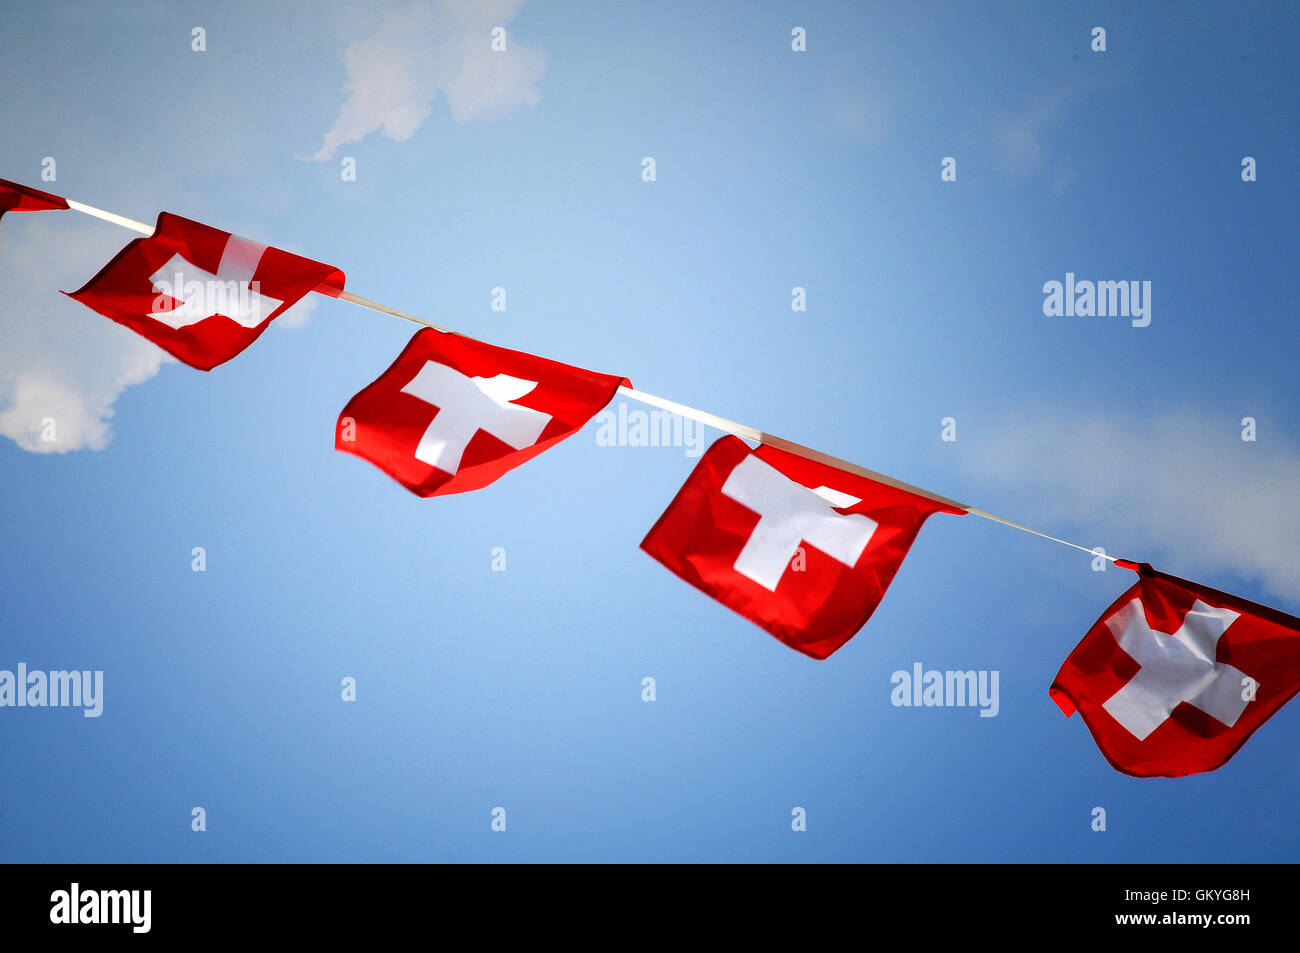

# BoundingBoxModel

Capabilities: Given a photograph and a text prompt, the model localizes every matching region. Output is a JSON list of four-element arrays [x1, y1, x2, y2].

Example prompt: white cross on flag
[[641, 436, 964, 659], [335, 328, 629, 496], [67, 212, 345, 370], [1051, 563, 1300, 777]]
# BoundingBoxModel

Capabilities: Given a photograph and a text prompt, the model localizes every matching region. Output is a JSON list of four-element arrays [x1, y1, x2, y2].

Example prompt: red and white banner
[[641, 435, 964, 659], [336, 328, 629, 496], [1051, 563, 1300, 777], [0, 177, 68, 220], [66, 212, 345, 371], [9, 176, 1296, 785]]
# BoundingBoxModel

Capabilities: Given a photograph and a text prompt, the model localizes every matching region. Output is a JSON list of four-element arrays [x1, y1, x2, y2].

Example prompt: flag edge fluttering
[[1050, 561, 1300, 778], [62, 211, 346, 371]]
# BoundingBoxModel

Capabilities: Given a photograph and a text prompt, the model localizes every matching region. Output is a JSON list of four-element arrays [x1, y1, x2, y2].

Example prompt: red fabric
[[0, 178, 68, 217], [640, 435, 963, 660], [65, 212, 345, 371], [1051, 565, 1300, 777], [336, 328, 629, 497]]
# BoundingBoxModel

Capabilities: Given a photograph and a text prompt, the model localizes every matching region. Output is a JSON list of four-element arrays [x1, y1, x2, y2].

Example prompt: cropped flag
[[336, 328, 629, 496], [66, 212, 345, 371], [640, 435, 964, 660], [1051, 562, 1300, 777], [0, 178, 68, 221]]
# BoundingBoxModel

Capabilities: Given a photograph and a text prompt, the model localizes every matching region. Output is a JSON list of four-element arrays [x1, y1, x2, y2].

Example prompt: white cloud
[[273, 291, 321, 330], [962, 411, 1300, 602], [311, 0, 547, 161], [0, 215, 168, 453]]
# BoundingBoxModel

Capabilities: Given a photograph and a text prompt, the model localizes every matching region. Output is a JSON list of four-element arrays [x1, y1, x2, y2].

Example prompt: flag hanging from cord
[[1051, 562, 1300, 777], [14, 177, 1297, 785], [65, 212, 345, 371], [0, 177, 68, 223], [641, 436, 964, 659], [336, 327, 630, 496]]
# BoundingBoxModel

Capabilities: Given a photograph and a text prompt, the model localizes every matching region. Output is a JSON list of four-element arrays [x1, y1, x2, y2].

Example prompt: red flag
[[1051, 563, 1300, 777], [640, 435, 964, 659], [0, 178, 68, 219], [336, 328, 629, 496], [66, 212, 345, 371]]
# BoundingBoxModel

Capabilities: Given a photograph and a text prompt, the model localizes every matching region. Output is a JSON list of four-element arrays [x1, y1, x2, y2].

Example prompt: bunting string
[[20, 178, 1300, 780], [56, 190, 1120, 564]]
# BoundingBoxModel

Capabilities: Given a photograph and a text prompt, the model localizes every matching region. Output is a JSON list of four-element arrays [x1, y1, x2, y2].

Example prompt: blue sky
[[1, 0, 1297, 861]]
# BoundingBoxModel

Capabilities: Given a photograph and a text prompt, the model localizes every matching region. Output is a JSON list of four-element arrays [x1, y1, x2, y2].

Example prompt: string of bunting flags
[[4, 175, 1298, 779]]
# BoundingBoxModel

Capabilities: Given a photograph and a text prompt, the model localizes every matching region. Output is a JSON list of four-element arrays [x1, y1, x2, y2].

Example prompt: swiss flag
[[640, 435, 964, 660], [0, 178, 68, 220], [1051, 563, 1300, 777], [66, 212, 345, 371], [336, 328, 629, 496]]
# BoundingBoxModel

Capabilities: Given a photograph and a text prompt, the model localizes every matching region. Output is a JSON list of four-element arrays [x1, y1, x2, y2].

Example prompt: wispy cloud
[[962, 410, 1300, 603], [0, 216, 167, 453], [992, 88, 1073, 177], [831, 96, 893, 149], [310, 0, 547, 162], [273, 295, 320, 330], [991, 68, 1130, 183]]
